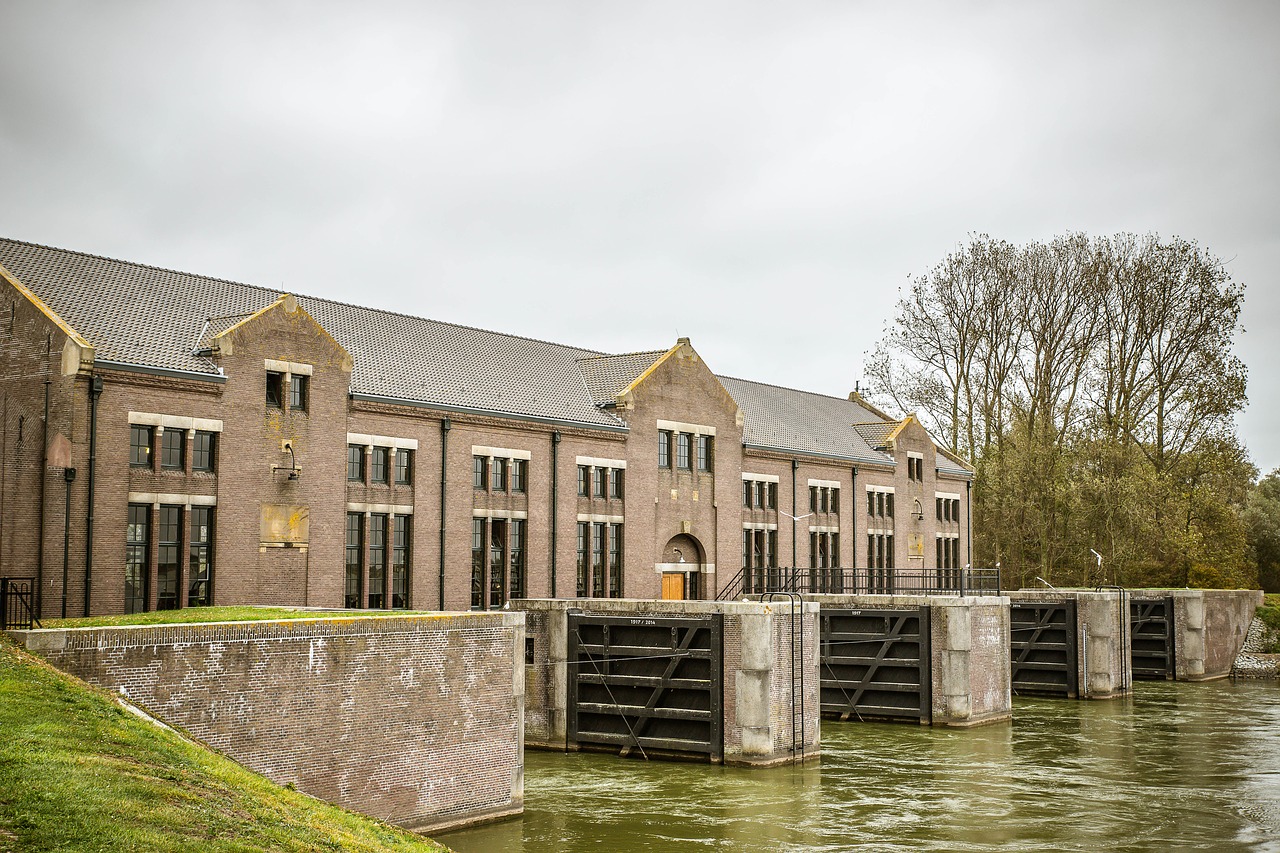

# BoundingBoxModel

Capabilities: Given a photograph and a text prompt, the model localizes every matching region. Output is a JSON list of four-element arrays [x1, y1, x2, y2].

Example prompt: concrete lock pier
[[798, 594, 1012, 727], [1129, 589, 1262, 681], [1009, 589, 1131, 700], [512, 598, 820, 767], [12, 612, 526, 834]]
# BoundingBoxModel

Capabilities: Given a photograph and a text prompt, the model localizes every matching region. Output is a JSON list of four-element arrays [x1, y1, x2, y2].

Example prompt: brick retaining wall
[[13, 612, 524, 833]]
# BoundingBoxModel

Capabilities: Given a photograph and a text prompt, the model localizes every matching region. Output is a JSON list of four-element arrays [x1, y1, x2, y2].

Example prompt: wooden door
[[661, 572, 685, 601]]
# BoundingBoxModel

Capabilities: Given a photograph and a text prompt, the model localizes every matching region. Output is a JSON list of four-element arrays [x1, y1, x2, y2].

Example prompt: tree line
[[866, 232, 1269, 590]]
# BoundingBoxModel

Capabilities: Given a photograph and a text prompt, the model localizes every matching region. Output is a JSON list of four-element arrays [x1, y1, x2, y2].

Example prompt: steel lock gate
[[819, 607, 932, 724], [1009, 600, 1079, 698], [1131, 597, 1176, 680], [567, 612, 723, 760]]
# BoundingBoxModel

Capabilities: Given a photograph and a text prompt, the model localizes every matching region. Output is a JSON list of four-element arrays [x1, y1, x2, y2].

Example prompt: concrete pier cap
[[802, 594, 1013, 727], [511, 597, 820, 767]]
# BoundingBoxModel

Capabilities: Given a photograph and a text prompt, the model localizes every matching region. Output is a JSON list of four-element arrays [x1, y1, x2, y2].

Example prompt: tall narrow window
[[491, 457, 507, 492], [576, 522, 589, 597], [608, 523, 623, 598], [193, 431, 216, 472], [658, 430, 672, 468], [743, 481, 753, 508], [266, 371, 284, 408], [831, 489, 839, 515], [473, 455, 487, 490], [395, 449, 413, 485], [161, 430, 185, 471], [368, 514, 387, 609], [593, 466, 606, 498], [288, 374, 308, 411], [510, 519, 526, 600], [609, 468, 624, 500], [125, 504, 149, 613], [697, 435, 713, 472], [189, 506, 214, 607], [768, 482, 777, 509], [810, 487, 818, 514], [676, 433, 692, 469], [592, 522, 606, 598], [370, 447, 389, 485], [157, 505, 181, 610], [489, 520, 507, 609], [392, 515, 410, 608], [511, 458, 527, 493], [348, 445, 365, 482], [345, 513, 363, 608], [130, 426, 153, 468], [471, 518, 486, 609], [577, 465, 589, 496], [768, 530, 778, 568]]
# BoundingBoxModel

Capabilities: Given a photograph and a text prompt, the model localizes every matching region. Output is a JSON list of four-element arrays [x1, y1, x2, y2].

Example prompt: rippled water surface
[[439, 680, 1280, 852]]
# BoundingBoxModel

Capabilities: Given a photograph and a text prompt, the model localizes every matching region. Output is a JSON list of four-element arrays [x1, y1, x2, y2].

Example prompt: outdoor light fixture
[[275, 441, 301, 480]]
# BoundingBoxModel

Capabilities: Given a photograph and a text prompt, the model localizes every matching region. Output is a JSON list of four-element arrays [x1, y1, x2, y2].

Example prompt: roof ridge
[[719, 373, 891, 419], [575, 349, 667, 363], [0, 236, 611, 358]]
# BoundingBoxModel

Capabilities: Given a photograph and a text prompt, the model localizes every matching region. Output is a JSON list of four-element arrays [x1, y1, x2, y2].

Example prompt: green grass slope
[[0, 636, 448, 853]]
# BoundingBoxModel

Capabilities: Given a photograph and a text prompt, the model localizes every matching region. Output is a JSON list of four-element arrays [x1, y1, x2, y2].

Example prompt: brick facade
[[0, 244, 973, 619]]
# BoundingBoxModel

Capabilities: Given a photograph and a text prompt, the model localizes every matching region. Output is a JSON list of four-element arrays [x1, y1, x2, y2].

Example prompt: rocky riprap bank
[[1232, 618, 1279, 678]]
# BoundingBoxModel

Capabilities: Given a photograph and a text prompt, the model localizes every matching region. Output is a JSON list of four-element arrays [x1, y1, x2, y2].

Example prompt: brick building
[[0, 238, 972, 618]]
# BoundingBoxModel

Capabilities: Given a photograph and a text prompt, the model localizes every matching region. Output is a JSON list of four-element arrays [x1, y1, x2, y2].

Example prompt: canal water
[[439, 680, 1280, 852]]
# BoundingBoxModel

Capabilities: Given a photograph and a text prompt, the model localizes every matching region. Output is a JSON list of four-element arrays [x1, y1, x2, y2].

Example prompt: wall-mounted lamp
[[275, 441, 301, 481]]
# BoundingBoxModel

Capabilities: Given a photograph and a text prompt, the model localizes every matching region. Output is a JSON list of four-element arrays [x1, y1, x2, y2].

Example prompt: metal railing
[[716, 566, 1002, 601], [1, 577, 40, 630]]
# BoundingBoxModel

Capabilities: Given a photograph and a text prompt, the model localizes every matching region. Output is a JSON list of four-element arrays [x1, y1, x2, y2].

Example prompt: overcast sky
[[2, 1, 1277, 473]]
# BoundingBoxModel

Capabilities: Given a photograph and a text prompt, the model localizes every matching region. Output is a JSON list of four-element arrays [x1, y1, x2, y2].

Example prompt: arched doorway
[[659, 534, 704, 601]]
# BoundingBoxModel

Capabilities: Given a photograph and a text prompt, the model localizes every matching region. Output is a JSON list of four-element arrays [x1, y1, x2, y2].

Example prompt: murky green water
[[439, 680, 1280, 852]]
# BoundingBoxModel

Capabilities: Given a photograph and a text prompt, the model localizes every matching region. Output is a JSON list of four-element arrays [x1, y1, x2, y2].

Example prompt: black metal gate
[[1131, 597, 1176, 680], [819, 607, 931, 724], [0, 577, 38, 630], [567, 612, 723, 761], [1009, 600, 1078, 698]]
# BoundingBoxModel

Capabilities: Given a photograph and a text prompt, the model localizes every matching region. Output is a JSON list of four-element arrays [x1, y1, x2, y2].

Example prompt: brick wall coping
[[10, 611, 523, 653]]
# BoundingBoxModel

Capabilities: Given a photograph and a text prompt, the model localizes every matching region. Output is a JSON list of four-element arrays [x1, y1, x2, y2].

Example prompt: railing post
[[959, 566, 968, 597]]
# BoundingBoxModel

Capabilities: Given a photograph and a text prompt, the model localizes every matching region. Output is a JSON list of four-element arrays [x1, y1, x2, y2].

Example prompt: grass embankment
[[1257, 593, 1280, 654], [44, 605, 431, 630], [0, 636, 448, 853]]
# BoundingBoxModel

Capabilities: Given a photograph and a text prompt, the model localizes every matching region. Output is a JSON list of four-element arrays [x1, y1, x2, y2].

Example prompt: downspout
[[61, 467, 75, 617], [438, 417, 450, 611], [550, 430, 560, 598], [850, 466, 858, 568], [85, 375, 102, 616], [791, 459, 799, 570], [37, 377, 49, 616], [966, 479, 973, 569]]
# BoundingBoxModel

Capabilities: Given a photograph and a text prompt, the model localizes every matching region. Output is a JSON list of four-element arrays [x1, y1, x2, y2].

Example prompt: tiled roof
[[0, 238, 621, 429], [576, 350, 667, 404], [718, 376, 895, 465], [853, 421, 895, 450], [0, 237, 972, 474]]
